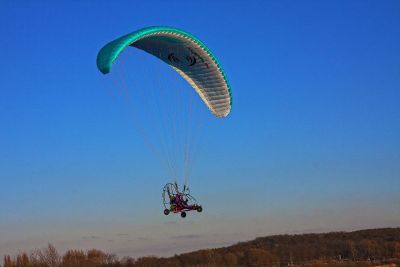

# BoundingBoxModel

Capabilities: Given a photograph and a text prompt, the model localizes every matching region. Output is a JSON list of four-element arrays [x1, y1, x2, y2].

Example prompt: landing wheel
[[164, 209, 170, 215], [180, 211, 186, 218], [197, 206, 203, 212]]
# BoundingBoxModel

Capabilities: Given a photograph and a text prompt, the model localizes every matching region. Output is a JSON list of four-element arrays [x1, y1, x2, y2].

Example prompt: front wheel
[[180, 211, 186, 218], [197, 206, 203, 212], [164, 209, 170, 215]]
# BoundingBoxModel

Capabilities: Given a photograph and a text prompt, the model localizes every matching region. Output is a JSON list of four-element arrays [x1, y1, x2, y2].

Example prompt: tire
[[180, 211, 186, 218], [197, 206, 203, 212], [164, 209, 170, 215]]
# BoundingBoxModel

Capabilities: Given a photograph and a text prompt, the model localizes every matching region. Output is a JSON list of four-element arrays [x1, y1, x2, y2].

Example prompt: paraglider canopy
[[96, 26, 232, 117]]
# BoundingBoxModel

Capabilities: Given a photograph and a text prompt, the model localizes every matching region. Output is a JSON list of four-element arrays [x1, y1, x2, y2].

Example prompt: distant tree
[[243, 248, 279, 267], [222, 252, 238, 267], [15, 253, 29, 267], [3, 255, 13, 267], [132, 256, 159, 267], [32, 244, 60, 267], [120, 257, 135, 267], [61, 249, 86, 267], [394, 241, 400, 258]]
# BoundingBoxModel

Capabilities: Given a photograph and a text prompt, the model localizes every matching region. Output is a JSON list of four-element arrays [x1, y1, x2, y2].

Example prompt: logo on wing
[[168, 53, 197, 67]]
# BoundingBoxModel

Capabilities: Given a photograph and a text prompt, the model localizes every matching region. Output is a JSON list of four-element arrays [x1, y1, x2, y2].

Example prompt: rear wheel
[[197, 206, 203, 212], [164, 209, 170, 215], [180, 211, 186, 218]]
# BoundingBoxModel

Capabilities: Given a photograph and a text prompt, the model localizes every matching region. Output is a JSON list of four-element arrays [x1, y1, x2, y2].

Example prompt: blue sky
[[0, 0, 399, 258]]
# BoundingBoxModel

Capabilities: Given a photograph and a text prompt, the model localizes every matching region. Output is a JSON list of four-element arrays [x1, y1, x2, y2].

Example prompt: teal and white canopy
[[97, 26, 232, 117]]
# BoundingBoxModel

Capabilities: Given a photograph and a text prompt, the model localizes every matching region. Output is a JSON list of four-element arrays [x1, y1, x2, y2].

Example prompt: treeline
[[3, 228, 400, 267], [3, 245, 123, 267]]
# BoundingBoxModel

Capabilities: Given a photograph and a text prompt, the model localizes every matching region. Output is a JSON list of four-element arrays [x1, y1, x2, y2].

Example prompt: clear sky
[[1, 0, 399, 258]]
